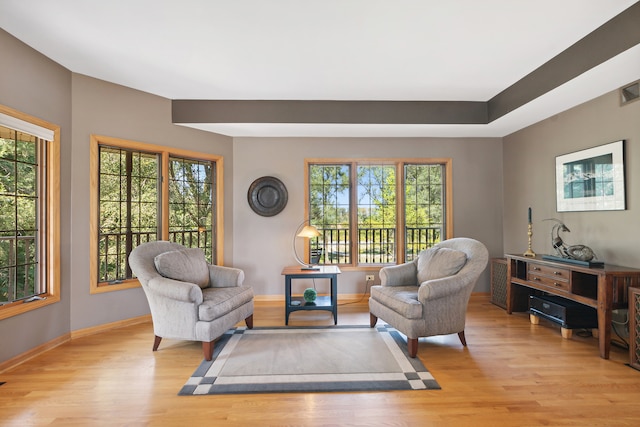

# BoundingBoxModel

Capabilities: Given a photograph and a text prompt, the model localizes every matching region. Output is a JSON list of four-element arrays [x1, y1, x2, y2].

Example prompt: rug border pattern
[[178, 325, 441, 395]]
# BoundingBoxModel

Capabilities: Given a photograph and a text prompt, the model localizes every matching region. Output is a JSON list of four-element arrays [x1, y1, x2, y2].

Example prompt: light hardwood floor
[[1, 295, 639, 426]]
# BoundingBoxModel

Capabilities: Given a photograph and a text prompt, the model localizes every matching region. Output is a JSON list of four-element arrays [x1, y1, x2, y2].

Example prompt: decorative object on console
[[542, 218, 599, 266], [523, 207, 536, 258], [555, 140, 625, 212], [247, 176, 288, 217], [292, 219, 322, 270]]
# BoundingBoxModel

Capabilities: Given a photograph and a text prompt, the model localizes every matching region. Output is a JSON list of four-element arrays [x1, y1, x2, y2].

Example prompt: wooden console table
[[505, 254, 640, 359]]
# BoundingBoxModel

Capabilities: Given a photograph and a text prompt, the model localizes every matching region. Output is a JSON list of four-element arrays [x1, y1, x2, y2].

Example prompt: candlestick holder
[[523, 222, 536, 257]]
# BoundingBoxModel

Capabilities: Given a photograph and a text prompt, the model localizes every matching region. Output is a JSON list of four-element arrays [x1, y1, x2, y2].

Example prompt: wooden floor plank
[[1, 295, 639, 426]]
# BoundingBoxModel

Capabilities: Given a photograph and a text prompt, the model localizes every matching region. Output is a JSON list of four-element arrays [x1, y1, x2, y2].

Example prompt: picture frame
[[555, 140, 625, 212]]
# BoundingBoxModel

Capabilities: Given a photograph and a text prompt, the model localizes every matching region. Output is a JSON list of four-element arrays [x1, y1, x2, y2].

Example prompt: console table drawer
[[528, 264, 570, 281], [528, 273, 570, 291]]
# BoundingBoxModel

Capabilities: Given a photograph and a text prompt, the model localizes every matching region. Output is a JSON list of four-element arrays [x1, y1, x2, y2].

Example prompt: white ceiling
[[1, 0, 639, 137]]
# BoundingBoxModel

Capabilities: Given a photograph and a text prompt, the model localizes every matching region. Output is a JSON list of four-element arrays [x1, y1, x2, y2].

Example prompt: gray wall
[[503, 90, 639, 268], [4, 22, 636, 368], [232, 137, 503, 297], [0, 29, 72, 363], [0, 30, 234, 363], [69, 75, 234, 331]]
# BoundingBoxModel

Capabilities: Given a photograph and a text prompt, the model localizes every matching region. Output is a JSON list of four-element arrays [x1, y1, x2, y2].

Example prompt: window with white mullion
[[0, 126, 46, 304], [0, 104, 60, 320]]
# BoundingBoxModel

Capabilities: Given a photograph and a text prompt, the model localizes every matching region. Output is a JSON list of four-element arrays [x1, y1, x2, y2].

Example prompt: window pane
[[168, 157, 215, 262], [357, 165, 396, 264], [404, 164, 445, 261], [309, 164, 350, 265], [0, 196, 16, 233], [0, 132, 15, 160], [0, 159, 15, 194], [17, 197, 36, 233], [0, 126, 43, 303], [98, 147, 159, 283]]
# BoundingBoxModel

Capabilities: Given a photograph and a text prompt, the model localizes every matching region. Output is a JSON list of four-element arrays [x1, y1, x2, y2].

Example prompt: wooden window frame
[[305, 157, 453, 271], [0, 105, 60, 320], [89, 135, 224, 294]]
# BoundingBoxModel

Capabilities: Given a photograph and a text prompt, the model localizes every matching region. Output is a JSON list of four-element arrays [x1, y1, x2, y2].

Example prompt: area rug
[[178, 325, 440, 395]]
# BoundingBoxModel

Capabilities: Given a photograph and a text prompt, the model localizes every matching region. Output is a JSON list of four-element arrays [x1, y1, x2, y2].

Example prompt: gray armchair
[[369, 237, 488, 357], [129, 241, 254, 361]]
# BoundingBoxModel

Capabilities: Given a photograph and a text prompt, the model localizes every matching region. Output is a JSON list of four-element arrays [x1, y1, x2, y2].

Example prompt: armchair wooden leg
[[458, 331, 467, 346], [370, 313, 378, 328], [407, 338, 418, 358], [245, 314, 254, 329], [203, 341, 214, 361], [153, 335, 162, 352]]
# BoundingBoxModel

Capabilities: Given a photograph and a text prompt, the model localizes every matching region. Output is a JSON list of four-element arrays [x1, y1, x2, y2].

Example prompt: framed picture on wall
[[555, 140, 626, 212]]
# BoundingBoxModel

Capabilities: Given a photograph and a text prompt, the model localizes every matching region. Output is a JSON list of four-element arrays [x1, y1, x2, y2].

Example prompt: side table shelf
[[289, 295, 333, 308]]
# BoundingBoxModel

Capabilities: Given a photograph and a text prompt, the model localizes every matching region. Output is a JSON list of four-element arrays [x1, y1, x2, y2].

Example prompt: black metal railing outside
[[312, 226, 442, 265], [405, 226, 442, 261], [98, 229, 212, 283], [0, 235, 37, 303], [94, 225, 441, 282]]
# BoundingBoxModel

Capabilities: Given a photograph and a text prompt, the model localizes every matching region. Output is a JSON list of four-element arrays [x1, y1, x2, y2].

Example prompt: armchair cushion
[[370, 285, 422, 319], [199, 286, 254, 321], [380, 262, 418, 287], [417, 246, 467, 284], [154, 248, 210, 289]]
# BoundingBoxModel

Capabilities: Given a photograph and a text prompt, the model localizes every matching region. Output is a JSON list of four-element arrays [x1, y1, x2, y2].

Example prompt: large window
[[97, 147, 160, 284], [168, 156, 215, 261], [0, 105, 60, 320], [90, 135, 221, 293], [307, 159, 452, 268]]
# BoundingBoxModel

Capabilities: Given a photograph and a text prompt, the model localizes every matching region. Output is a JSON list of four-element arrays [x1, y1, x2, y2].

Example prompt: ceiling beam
[[172, 2, 640, 128], [172, 100, 487, 125], [488, 0, 640, 121]]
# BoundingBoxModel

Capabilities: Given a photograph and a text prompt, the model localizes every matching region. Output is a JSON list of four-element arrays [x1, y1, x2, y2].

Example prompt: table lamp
[[293, 221, 321, 270]]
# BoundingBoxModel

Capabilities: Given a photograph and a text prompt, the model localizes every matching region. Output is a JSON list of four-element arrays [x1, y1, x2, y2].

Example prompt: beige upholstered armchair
[[369, 237, 488, 358], [129, 241, 254, 361]]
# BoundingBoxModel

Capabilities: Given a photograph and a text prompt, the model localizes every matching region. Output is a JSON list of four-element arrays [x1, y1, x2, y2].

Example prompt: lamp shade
[[297, 225, 321, 239]]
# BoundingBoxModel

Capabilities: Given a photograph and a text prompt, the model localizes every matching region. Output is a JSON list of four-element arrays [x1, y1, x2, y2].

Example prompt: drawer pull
[[533, 267, 541, 271], [553, 271, 562, 275], [554, 282, 562, 287], [533, 277, 540, 281]]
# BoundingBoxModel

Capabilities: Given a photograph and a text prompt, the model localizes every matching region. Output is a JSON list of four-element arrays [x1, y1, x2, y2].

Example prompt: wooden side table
[[281, 266, 341, 325]]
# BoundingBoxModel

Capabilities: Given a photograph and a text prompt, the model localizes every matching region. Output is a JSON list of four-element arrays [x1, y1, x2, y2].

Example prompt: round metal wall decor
[[247, 176, 288, 217]]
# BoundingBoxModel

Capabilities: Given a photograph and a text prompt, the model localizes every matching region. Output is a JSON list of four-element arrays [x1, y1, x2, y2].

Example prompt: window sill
[[0, 294, 60, 320], [90, 278, 141, 294]]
